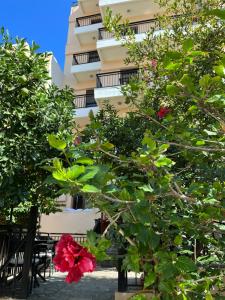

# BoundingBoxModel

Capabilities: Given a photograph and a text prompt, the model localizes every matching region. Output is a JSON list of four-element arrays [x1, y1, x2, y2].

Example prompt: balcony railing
[[76, 13, 102, 27], [98, 18, 160, 40], [72, 51, 100, 65], [74, 94, 97, 108], [96, 69, 139, 88]]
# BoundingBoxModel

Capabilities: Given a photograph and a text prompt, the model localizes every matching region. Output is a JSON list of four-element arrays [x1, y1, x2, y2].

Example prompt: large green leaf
[[175, 256, 197, 273], [144, 271, 156, 288], [214, 65, 225, 77], [142, 135, 156, 151], [78, 166, 100, 183], [81, 184, 100, 193], [48, 134, 67, 150], [66, 165, 85, 180], [52, 165, 85, 181]]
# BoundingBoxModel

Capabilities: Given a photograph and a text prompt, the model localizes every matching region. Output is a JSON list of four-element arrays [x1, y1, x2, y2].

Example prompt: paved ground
[[1, 267, 124, 300], [29, 267, 118, 300]]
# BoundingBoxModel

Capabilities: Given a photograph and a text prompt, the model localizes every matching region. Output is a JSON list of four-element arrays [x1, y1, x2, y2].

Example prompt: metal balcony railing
[[98, 18, 160, 40], [74, 94, 97, 108], [96, 69, 139, 88], [72, 51, 100, 65], [76, 13, 102, 27]]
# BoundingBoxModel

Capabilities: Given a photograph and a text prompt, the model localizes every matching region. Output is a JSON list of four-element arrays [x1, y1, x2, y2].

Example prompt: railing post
[[17, 206, 38, 299], [118, 248, 127, 292]]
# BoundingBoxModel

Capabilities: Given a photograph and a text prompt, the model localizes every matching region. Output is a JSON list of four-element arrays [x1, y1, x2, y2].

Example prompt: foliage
[[48, 1, 225, 298], [0, 29, 74, 213]]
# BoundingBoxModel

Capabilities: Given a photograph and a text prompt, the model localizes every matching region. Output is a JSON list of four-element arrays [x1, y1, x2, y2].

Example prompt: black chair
[[32, 239, 55, 287]]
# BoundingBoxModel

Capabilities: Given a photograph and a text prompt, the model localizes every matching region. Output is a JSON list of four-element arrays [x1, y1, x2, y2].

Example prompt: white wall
[[40, 208, 101, 234], [49, 55, 65, 89]]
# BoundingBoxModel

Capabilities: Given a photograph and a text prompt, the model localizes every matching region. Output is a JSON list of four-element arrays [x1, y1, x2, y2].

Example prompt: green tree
[[0, 30, 74, 215], [48, 1, 225, 298]]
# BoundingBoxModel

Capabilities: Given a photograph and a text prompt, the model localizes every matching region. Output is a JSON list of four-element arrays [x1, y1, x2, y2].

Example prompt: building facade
[[64, 0, 164, 127], [41, 0, 165, 233]]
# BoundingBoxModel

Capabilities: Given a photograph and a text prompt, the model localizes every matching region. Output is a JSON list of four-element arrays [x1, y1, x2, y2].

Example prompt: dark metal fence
[[96, 69, 139, 88], [74, 94, 97, 108], [0, 225, 34, 299], [76, 13, 102, 27], [0, 225, 87, 299], [98, 18, 160, 40], [38, 232, 87, 244], [72, 51, 100, 65]]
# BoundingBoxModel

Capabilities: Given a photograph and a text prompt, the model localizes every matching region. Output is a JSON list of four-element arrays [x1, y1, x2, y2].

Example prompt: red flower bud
[[157, 107, 170, 119]]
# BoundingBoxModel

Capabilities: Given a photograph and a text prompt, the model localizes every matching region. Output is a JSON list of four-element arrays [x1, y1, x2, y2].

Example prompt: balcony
[[74, 14, 102, 47], [73, 93, 99, 127], [99, 0, 163, 19], [71, 51, 101, 83], [72, 51, 100, 65], [97, 19, 160, 62], [76, 14, 102, 27], [95, 69, 138, 108], [74, 94, 97, 108]]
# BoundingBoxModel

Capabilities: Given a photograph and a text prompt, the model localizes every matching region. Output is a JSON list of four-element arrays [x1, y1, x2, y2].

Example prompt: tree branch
[[156, 140, 225, 153]]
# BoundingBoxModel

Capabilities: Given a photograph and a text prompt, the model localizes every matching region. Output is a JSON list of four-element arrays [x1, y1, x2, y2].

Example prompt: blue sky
[[0, 0, 77, 69]]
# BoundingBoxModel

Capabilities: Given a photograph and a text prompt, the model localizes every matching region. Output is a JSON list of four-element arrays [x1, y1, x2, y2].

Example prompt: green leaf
[[183, 38, 194, 52], [199, 74, 212, 89], [175, 256, 197, 272], [165, 62, 182, 71], [149, 230, 160, 249], [154, 156, 174, 168], [213, 65, 225, 77], [78, 166, 99, 182], [203, 129, 217, 136], [180, 74, 195, 93], [52, 165, 85, 181], [48, 134, 67, 150], [76, 158, 94, 165], [188, 51, 207, 57], [139, 184, 154, 193], [120, 188, 131, 201], [206, 94, 225, 105], [81, 184, 100, 193], [205, 292, 213, 300], [203, 198, 219, 205], [101, 142, 114, 151], [66, 165, 85, 180], [144, 271, 156, 288], [21, 87, 29, 96], [196, 140, 205, 146], [166, 84, 180, 96], [158, 144, 169, 153], [142, 135, 156, 151], [174, 235, 183, 246], [166, 51, 182, 59], [52, 169, 67, 181], [53, 158, 63, 169], [206, 9, 225, 20]]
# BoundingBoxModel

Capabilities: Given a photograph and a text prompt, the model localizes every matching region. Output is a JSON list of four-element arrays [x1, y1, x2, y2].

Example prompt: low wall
[[40, 208, 101, 234]]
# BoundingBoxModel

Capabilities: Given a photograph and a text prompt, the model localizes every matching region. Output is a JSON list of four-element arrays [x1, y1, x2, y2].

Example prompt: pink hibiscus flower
[[53, 234, 96, 283]]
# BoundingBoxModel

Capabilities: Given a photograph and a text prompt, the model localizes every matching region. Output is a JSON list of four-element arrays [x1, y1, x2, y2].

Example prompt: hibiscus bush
[[48, 0, 225, 299]]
